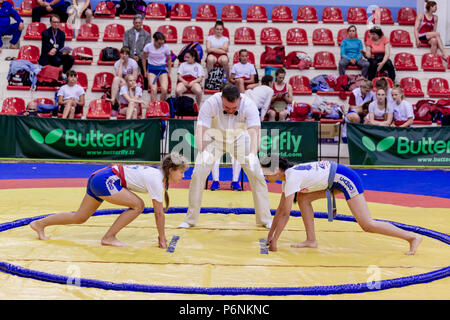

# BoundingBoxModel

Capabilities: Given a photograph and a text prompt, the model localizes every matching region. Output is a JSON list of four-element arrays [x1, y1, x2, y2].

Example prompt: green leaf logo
[[362, 136, 376, 152], [29, 129, 63, 145], [377, 136, 395, 152], [185, 132, 197, 149], [30, 129, 45, 144]]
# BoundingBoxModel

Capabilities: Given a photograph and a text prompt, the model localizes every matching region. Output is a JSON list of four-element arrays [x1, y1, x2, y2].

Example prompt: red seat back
[[312, 28, 334, 46], [347, 7, 367, 24], [397, 7, 417, 25], [289, 76, 312, 95], [371, 7, 394, 24], [427, 78, 450, 97], [322, 6, 344, 23], [145, 2, 167, 19], [286, 28, 308, 45], [94, 1, 116, 18], [313, 51, 336, 69], [422, 53, 445, 71], [157, 25, 178, 43], [196, 4, 217, 21], [394, 52, 418, 70], [72, 46, 93, 65], [17, 45, 40, 63], [221, 4, 242, 22], [272, 5, 293, 23], [86, 99, 112, 119], [400, 77, 424, 97], [92, 72, 114, 92], [34, 98, 54, 105], [234, 27, 256, 44], [76, 71, 88, 90], [246, 5, 267, 22], [260, 27, 282, 45], [233, 50, 255, 64], [59, 23, 73, 40], [390, 29, 413, 47], [76, 23, 99, 41], [1, 97, 25, 114], [19, 0, 37, 16], [170, 3, 192, 20], [24, 22, 46, 40], [182, 26, 204, 43], [296, 6, 318, 23], [103, 24, 125, 41], [146, 100, 170, 119]]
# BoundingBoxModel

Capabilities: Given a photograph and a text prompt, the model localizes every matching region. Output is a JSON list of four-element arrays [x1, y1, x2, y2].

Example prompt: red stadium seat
[[93, 1, 116, 18], [145, 2, 167, 19], [390, 29, 413, 47], [347, 7, 367, 24], [337, 28, 359, 46], [17, 45, 39, 63], [157, 25, 178, 43], [76, 23, 99, 41], [170, 3, 192, 20], [103, 23, 125, 42], [221, 4, 242, 22], [233, 50, 255, 65], [421, 53, 446, 71], [312, 28, 334, 46], [182, 25, 204, 43], [371, 7, 394, 24], [142, 25, 151, 35], [86, 99, 112, 119], [372, 76, 393, 89], [92, 72, 114, 92], [313, 51, 337, 69], [234, 27, 256, 45], [76, 71, 88, 90], [296, 6, 318, 23], [400, 77, 424, 97], [364, 30, 371, 44], [208, 27, 230, 38], [23, 22, 46, 40], [59, 23, 73, 40], [72, 47, 93, 65], [260, 51, 283, 69], [289, 75, 312, 95], [98, 47, 119, 65], [246, 5, 267, 22], [260, 27, 282, 45], [146, 101, 171, 119], [397, 7, 417, 25], [322, 6, 344, 23], [427, 78, 450, 98], [196, 4, 217, 21], [1, 97, 25, 115], [394, 52, 418, 71], [286, 28, 308, 45], [19, 0, 37, 17], [271, 5, 293, 23]]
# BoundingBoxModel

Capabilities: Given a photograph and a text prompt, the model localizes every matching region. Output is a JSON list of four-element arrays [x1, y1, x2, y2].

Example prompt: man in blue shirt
[[0, 0, 24, 53], [32, 0, 69, 23]]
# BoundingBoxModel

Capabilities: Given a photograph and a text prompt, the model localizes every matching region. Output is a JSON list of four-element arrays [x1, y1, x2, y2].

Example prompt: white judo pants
[[183, 134, 272, 227]]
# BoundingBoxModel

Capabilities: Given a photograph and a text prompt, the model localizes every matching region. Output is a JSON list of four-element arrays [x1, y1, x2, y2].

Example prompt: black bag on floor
[[174, 96, 197, 116], [204, 66, 224, 90]]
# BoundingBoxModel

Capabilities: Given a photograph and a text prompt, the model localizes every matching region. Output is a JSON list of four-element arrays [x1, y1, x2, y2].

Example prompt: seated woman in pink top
[[363, 26, 395, 81]]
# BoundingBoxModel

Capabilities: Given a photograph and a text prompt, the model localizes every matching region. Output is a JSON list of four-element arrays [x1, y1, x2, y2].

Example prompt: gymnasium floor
[[0, 162, 448, 300]]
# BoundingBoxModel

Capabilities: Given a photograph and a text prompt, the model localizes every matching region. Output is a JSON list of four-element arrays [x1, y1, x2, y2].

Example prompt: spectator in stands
[[57, 70, 85, 119], [176, 48, 205, 108], [363, 26, 395, 82], [364, 88, 393, 126], [21, 101, 39, 116], [38, 14, 74, 74], [108, 46, 139, 108], [229, 49, 257, 93], [142, 31, 172, 102], [267, 68, 293, 121], [375, 77, 395, 106], [244, 75, 274, 121], [123, 14, 151, 86], [346, 80, 375, 123], [0, 0, 24, 53], [338, 25, 369, 78], [119, 74, 146, 119], [414, 0, 448, 61], [67, 0, 93, 27], [391, 86, 414, 127], [206, 20, 230, 79], [32, 0, 69, 23]]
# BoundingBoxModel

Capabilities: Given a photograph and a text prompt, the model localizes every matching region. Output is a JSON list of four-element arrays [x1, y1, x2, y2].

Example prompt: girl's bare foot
[[30, 220, 49, 240], [268, 241, 277, 252], [101, 236, 128, 247], [405, 235, 422, 255], [291, 240, 318, 249]]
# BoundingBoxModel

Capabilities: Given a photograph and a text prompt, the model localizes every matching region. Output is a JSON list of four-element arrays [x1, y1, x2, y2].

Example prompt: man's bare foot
[[405, 235, 422, 255], [101, 236, 128, 247], [291, 240, 318, 249], [30, 220, 49, 240]]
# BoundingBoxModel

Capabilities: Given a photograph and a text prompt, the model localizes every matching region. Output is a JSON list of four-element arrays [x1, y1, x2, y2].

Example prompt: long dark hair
[[261, 156, 298, 202], [160, 153, 188, 212]]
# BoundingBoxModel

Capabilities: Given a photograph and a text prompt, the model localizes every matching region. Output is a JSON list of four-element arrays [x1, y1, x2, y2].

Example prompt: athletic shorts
[[418, 34, 427, 42], [86, 167, 123, 202], [146, 64, 168, 76], [331, 164, 364, 200]]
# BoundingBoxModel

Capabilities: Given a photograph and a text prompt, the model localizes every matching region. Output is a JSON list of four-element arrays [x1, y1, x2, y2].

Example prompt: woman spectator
[[338, 25, 369, 78], [391, 86, 414, 127], [364, 88, 393, 126], [346, 80, 375, 123], [57, 70, 85, 119], [67, 0, 93, 27], [267, 68, 293, 122], [363, 26, 395, 81], [414, 0, 448, 61], [176, 48, 205, 108], [205, 20, 230, 79], [119, 74, 145, 119], [142, 32, 172, 102]]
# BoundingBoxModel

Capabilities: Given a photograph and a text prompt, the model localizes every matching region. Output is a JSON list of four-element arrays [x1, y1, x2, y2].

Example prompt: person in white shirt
[[347, 80, 375, 123], [176, 48, 205, 107], [142, 32, 172, 102], [178, 84, 273, 229], [230, 49, 257, 93], [57, 70, 85, 118], [206, 20, 230, 79], [109, 46, 139, 108], [364, 88, 394, 126], [391, 86, 414, 127], [30, 153, 188, 248], [244, 75, 274, 121], [119, 74, 146, 119], [262, 156, 422, 255]]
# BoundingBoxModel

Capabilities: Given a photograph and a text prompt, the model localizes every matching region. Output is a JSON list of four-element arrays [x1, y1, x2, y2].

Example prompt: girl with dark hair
[[206, 20, 230, 79], [176, 48, 205, 107], [261, 156, 422, 255], [363, 26, 396, 81], [30, 153, 188, 248]]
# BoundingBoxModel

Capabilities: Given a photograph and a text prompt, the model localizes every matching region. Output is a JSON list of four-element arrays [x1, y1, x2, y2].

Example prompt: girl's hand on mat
[[158, 236, 167, 249]]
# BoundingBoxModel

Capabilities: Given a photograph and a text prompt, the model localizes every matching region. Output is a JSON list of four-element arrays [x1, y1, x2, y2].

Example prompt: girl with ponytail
[[30, 153, 188, 249]]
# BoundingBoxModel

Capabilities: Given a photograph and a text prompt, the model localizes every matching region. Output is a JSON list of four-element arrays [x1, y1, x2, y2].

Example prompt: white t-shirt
[[197, 92, 261, 143], [282, 161, 332, 197], [119, 85, 143, 105], [114, 58, 139, 77], [207, 35, 229, 48], [143, 42, 171, 66], [57, 84, 85, 101], [231, 62, 256, 79], [368, 100, 394, 120], [114, 165, 164, 203], [178, 62, 205, 78], [393, 100, 414, 121], [244, 85, 274, 115], [351, 87, 375, 106]]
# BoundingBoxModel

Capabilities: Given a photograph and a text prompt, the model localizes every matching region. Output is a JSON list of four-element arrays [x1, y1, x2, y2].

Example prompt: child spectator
[[57, 70, 85, 119], [0, 0, 24, 53], [229, 49, 257, 93], [391, 86, 414, 127], [267, 68, 293, 121], [375, 77, 395, 106], [206, 20, 230, 79], [176, 48, 205, 108], [364, 88, 393, 126], [119, 74, 145, 119]]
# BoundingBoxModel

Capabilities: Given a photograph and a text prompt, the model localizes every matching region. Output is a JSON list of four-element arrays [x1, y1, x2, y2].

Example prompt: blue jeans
[[0, 23, 22, 47]]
